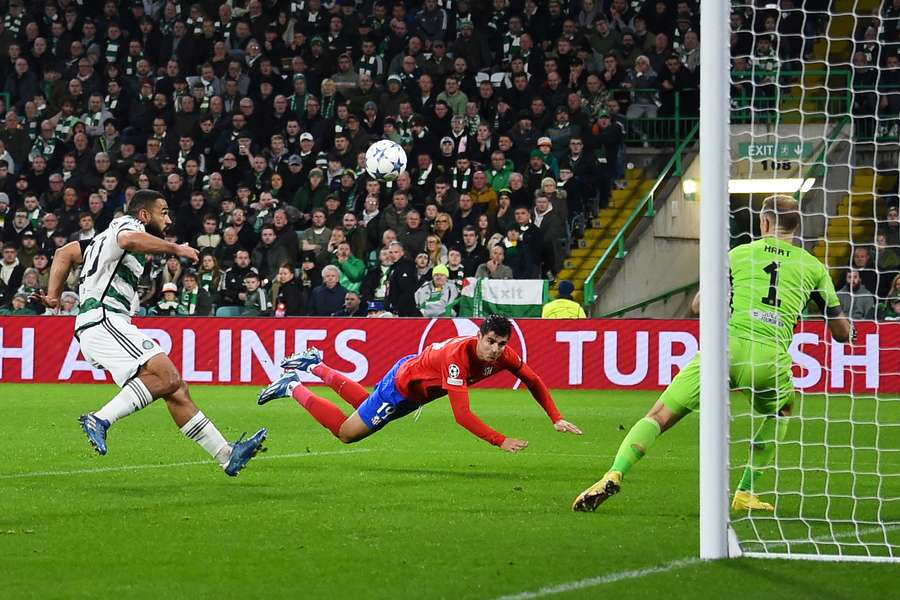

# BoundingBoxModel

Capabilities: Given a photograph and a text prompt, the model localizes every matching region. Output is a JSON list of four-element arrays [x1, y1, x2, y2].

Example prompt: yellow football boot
[[572, 471, 623, 512], [732, 490, 775, 512]]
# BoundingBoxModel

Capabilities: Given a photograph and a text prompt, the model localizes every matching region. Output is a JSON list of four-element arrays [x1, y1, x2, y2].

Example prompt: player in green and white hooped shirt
[[37, 190, 267, 477], [573, 195, 854, 512]]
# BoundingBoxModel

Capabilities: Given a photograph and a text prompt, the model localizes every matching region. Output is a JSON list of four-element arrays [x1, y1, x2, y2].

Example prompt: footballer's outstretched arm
[[117, 231, 199, 263], [515, 362, 582, 435], [34, 241, 84, 309], [447, 388, 527, 452]]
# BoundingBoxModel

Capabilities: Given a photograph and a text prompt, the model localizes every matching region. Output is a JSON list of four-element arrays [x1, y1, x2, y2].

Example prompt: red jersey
[[395, 336, 562, 446]]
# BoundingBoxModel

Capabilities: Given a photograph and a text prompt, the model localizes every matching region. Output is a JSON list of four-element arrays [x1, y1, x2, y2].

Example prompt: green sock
[[610, 417, 662, 477], [738, 416, 789, 492]]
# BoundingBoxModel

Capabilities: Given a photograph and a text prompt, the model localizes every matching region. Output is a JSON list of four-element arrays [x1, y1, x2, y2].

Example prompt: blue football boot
[[257, 370, 301, 405], [224, 428, 268, 477], [280, 347, 323, 373], [78, 413, 110, 455]]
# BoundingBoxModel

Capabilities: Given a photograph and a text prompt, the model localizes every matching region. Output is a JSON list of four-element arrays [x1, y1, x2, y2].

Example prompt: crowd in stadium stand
[[1, 0, 853, 319]]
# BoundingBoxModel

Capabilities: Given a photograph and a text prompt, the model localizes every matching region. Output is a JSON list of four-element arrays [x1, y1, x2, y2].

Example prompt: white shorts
[[77, 316, 164, 387]]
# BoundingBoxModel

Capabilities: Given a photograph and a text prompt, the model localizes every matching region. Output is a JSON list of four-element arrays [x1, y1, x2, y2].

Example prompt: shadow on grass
[[718, 559, 858, 600]]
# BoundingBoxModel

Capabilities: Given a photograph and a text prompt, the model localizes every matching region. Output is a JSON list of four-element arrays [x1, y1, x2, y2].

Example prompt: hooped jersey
[[74, 216, 146, 332]]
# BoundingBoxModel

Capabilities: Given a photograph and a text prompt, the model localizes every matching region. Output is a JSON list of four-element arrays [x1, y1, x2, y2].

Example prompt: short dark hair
[[126, 189, 165, 216], [480, 314, 512, 338]]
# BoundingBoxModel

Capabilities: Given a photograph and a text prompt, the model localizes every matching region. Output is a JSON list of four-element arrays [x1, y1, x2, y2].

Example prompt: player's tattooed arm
[[33, 241, 84, 309]]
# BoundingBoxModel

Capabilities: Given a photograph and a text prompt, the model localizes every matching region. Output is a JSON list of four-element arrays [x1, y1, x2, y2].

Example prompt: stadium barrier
[[0, 317, 894, 391]]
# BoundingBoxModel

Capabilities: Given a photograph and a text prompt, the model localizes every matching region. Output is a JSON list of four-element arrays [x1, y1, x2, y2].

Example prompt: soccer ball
[[365, 139, 407, 182]]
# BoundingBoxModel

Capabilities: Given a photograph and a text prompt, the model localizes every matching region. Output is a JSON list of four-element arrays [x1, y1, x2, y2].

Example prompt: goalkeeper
[[573, 195, 854, 512]]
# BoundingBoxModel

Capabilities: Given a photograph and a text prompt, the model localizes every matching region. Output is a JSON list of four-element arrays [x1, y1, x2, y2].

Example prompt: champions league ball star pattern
[[365, 140, 407, 182]]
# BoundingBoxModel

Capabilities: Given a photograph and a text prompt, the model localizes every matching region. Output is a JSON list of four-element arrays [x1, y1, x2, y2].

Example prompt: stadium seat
[[215, 306, 244, 317]]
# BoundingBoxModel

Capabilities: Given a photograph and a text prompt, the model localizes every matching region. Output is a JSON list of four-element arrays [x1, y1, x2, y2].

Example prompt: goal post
[[699, 1, 900, 563], [698, 0, 732, 561]]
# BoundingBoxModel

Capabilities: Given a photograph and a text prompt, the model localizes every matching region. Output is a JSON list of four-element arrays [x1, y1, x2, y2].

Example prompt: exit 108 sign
[[738, 142, 811, 159]]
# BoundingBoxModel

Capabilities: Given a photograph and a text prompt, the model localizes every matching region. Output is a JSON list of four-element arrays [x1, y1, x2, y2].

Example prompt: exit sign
[[738, 142, 810, 159]]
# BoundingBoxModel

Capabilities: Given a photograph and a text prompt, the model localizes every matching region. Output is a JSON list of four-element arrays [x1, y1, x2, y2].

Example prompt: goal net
[[703, 1, 900, 561]]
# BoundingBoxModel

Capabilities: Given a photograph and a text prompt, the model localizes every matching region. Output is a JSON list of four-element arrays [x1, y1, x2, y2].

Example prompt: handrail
[[600, 280, 699, 318], [795, 114, 851, 200], [582, 121, 700, 308]]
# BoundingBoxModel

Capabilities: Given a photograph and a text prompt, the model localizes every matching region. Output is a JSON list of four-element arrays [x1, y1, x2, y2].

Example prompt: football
[[365, 139, 407, 182]]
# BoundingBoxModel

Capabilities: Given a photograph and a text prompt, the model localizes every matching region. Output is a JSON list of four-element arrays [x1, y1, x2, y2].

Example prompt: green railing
[[849, 82, 900, 143], [600, 280, 699, 318], [609, 88, 698, 147], [729, 69, 852, 124], [582, 121, 700, 308]]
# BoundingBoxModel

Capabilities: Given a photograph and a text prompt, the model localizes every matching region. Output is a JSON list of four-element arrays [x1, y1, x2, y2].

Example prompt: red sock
[[292, 385, 347, 438], [312, 364, 370, 409]]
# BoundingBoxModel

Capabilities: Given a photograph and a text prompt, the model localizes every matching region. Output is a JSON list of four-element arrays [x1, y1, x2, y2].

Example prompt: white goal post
[[699, 0, 900, 562]]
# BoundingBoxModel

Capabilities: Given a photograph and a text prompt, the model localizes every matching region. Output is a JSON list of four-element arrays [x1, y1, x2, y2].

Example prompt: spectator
[[458, 225, 489, 277], [400, 209, 428, 257], [310, 264, 347, 317], [326, 240, 367, 294], [69, 213, 96, 243], [513, 206, 543, 278], [198, 254, 222, 297], [879, 204, 900, 246], [469, 170, 498, 215], [360, 247, 394, 305], [218, 249, 254, 308], [533, 194, 566, 276], [413, 253, 433, 286], [380, 190, 412, 237], [837, 270, 876, 320], [415, 264, 459, 317], [542, 280, 587, 318], [301, 209, 333, 259], [850, 246, 878, 297], [31, 252, 49, 290], [0, 292, 36, 315], [1, 243, 24, 304], [386, 241, 420, 317], [272, 264, 306, 317], [333, 290, 365, 317], [425, 234, 449, 266], [253, 225, 292, 283], [50, 291, 80, 316], [178, 271, 213, 316], [241, 272, 271, 317], [875, 294, 900, 322], [475, 245, 513, 280], [17, 231, 39, 267], [195, 214, 222, 252], [150, 282, 186, 316]]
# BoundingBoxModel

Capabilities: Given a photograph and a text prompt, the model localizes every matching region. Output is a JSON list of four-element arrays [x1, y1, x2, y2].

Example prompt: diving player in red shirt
[[257, 315, 582, 451]]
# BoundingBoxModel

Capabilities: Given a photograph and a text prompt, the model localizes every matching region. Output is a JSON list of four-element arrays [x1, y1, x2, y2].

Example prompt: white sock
[[95, 379, 154, 425], [179, 411, 231, 466]]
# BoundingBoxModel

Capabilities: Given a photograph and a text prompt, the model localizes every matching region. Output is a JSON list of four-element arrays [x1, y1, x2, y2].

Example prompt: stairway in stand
[[558, 167, 654, 304], [811, 168, 896, 283]]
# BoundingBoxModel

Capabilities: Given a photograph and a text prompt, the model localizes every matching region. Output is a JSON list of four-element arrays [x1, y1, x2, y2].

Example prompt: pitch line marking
[[0, 448, 372, 480], [490, 524, 900, 600]]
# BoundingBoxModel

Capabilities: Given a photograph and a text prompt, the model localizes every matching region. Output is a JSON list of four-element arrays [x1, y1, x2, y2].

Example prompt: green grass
[[1, 384, 897, 599]]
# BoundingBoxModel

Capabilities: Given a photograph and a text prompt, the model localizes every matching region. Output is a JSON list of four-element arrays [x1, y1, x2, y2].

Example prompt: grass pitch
[[1, 384, 897, 599]]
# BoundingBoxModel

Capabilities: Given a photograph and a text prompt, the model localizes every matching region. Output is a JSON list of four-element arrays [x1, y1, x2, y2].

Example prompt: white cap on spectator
[[162, 283, 178, 293], [300, 132, 314, 142], [537, 137, 552, 147]]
